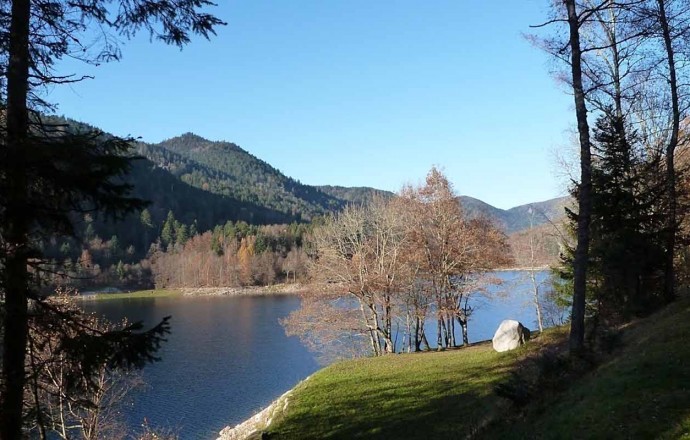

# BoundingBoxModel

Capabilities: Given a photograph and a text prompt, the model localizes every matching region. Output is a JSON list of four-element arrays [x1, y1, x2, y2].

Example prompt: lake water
[[82, 270, 552, 439]]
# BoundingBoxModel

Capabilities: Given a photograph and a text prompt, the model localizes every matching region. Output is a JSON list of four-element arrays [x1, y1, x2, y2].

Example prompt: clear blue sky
[[48, 0, 575, 210]]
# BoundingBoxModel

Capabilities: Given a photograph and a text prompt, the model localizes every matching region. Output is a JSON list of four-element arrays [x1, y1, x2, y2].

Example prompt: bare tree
[[307, 196, 411, 355]]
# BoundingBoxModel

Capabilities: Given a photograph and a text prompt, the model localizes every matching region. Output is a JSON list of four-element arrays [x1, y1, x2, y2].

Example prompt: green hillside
[[257, 298, 690, 439], [142, 133, 344, 221]]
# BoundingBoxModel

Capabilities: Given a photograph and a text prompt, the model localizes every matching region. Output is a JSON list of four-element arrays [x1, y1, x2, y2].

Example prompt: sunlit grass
[[265, 298, 690, 439], [267, 341, 530, 439]]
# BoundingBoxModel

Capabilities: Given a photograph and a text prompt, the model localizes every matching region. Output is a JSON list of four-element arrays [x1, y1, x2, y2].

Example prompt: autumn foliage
[[283, 168, 509, 357]]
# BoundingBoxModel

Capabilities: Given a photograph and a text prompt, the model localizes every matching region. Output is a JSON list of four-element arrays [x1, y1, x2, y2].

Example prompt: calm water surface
[[82, 295, 319, 439], [82, 270, 551, 439]]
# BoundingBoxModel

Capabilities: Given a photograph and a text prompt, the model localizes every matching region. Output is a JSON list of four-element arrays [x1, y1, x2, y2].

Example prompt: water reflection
[[82, 295, 319, 440]]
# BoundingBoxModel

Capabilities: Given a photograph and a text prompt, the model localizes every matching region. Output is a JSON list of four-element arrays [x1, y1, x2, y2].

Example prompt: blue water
[[458, 270, 554, 342], [82, 295, 319, 439], [82, 270, 552, 439]]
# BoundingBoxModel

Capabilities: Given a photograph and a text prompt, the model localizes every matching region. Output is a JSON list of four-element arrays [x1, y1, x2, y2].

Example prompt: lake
[[82, 270, 553, 439]]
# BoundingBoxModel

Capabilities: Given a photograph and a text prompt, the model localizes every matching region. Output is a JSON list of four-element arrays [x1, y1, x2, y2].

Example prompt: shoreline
[[181, 283, 307, 297], [74, 283, 307, 301], [216, 375, 311, 440], [495, 265, 551, 272]]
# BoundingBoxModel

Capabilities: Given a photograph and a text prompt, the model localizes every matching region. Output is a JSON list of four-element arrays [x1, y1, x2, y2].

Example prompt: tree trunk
[[458, 317, 469, 346], [1, 0, 32, 437], [360, 302, 379, 356], [450, 316, 456, 347], [530, 271, 544, 333], [657, 0, 679, 303], [565, 0, 593, 354], [414, 316, 421, 352]]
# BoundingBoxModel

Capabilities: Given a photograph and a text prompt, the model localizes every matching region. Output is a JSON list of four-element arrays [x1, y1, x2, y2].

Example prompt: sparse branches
[[289, 169, 508, 358]]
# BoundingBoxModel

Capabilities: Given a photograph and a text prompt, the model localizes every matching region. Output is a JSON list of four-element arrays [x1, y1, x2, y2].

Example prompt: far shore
[[75, 283, 307, 301], [181, 283, 307, 297], [496, 265, 551, 272]]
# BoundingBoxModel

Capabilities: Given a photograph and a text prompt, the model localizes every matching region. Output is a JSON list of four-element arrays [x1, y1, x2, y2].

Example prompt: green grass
[[81, 289, 181, 300], [484, 299, 690, 439], [267, 342, 527, 439], [265, 299, 690, 439]]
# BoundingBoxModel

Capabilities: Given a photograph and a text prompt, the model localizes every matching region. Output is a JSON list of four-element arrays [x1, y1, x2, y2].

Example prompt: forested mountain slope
[[42, 116, 568, 290], [139, 133, 382, 221]]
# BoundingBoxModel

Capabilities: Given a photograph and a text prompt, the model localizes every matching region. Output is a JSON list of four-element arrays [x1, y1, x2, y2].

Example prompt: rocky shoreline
[[216, 376, 311, 440], [181, 283, 307, 297]]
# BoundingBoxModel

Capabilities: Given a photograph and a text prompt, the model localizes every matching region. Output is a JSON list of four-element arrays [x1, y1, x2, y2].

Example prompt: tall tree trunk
[[530, 270, 544, 333], [657, 0, 679, 303], [414, 316, 421, 352], [565, 0, 593, 354], [1, 0, 32, 438]]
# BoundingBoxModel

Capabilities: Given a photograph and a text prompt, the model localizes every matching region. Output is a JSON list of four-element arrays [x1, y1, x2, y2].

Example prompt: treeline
[[152, 221, 311, 288], [42, 206, 313, 291], [283, 168, 510, 358]]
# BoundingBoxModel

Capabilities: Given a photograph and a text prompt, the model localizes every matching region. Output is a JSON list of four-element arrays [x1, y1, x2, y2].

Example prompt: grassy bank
[[484, 299, 690, 439], [261, 299, 690, 439], [79, 289, 181, 301]]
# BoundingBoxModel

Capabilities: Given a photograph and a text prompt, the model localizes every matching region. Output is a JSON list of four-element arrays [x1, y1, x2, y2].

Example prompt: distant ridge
[[142, 132, 569, 233], [460, 195, 570, 233], [47, 116, 568, 234]]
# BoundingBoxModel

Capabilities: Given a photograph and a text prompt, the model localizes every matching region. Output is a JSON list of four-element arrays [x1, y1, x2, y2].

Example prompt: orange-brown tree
[[400, 167, 509, 348], [285, 169, 508, 357]]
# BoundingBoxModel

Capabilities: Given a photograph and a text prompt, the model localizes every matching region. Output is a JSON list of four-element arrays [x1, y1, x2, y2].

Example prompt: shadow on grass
[[269, 360, 511, 440], [483, 299, 690, 439]]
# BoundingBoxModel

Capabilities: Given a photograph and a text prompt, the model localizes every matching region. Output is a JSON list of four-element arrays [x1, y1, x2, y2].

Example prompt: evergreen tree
[[116, 260, 126, 281], [175, 223, 189, 247], [161, 211, 176, 247], [0, 1, 223, 437], [588, 113, 666, 319], [552, 112, 667, 329]]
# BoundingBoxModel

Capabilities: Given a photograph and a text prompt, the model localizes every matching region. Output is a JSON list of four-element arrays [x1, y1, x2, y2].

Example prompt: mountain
[[316, 185, 394, 205], [140, 132, 566, 233], [139, 132, 569, 234], [138, 133, 385, 221], [45, 117, 568, 255], [460, 195, 570, 234]]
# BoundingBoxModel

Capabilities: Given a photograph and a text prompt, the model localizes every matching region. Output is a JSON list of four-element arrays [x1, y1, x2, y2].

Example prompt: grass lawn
[[267, 342, 528, 439], [264, 299, 690, 439], [83, 289, 181, 300]]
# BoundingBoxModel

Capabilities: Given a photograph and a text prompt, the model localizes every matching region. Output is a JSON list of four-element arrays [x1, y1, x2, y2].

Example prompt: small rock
[[492, 320, 530, 352]]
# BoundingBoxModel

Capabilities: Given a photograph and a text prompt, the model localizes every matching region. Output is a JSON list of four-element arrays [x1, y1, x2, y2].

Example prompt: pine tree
[[161, 211, 176, 248], [175, 223, 189, 247], [0, 2, 223, 437], [553, 112, 668, 329], [588, 113, 666, 319]]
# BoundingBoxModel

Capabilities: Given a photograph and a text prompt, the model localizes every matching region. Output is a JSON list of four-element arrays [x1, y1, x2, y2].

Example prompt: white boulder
[[492, 320, 530, 352]]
